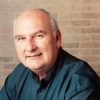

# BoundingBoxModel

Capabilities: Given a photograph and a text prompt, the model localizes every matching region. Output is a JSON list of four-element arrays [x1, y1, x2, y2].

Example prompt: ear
[[56, 30, 61, 48]]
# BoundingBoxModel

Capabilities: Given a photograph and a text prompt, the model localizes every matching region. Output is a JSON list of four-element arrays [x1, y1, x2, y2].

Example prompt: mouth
[[26, 53, 42, 59]]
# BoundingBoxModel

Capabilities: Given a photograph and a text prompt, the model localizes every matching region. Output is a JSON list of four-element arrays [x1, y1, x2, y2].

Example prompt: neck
[[38, 73, 47, 80]]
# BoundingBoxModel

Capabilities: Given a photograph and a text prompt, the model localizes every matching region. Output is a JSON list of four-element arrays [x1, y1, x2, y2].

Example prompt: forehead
[[14, 10, 52, 34], [15, 10, 51, 26], [14, 10, 50, 26]]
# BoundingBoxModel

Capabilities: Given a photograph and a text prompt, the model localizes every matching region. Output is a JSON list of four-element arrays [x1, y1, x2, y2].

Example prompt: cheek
[[38, 41, 52, 52], [39, 41, 56, 59], [15, 42, 25, 51], [15, 45, 24, 57]]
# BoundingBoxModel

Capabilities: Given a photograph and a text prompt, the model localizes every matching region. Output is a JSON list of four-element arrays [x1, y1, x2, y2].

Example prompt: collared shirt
[[0, 48, 100, 100]]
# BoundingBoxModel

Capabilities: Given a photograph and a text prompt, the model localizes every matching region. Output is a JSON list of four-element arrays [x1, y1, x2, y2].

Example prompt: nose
[[26, 38, 37, 52]]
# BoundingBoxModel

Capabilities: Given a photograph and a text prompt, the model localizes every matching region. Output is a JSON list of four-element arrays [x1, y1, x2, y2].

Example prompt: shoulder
[[5, 63, 30, 91], [0, 63, 30, 98], [61, 49, 98, 77], [64, 65, 99, 99], [60, 49, 100, 98], [8, 63, 29, 80]]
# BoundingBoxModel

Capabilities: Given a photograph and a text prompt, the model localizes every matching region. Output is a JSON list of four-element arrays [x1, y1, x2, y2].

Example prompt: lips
[[26, 53, 42, 59]]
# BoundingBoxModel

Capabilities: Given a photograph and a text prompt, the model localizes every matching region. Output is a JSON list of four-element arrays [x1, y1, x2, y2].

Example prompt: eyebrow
[[30, 30, 47, 37], [14, 35, 25, 39]]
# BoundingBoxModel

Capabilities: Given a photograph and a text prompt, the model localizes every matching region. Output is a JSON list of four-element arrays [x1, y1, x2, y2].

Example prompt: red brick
[[81, 12, 100, 19], [4, 63, 16, 69], [0, 57, 13, 62], [65, 27, 82, 34], [62, 42, 79, 48], [81, 27, 100, 33], [63, 34, 91, 42], [81, 0, 100, 4], [91, 35, 100, 41], [91, 49, 100, 55], [80, 42, 100, 48], [71, 20, 91, 26]]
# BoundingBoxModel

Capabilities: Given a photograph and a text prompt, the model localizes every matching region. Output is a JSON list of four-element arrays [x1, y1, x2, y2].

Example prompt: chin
[[26, 63, 42, 70]]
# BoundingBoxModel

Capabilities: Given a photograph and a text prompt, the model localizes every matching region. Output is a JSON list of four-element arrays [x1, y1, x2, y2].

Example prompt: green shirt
[[0, 48, 100, 100]]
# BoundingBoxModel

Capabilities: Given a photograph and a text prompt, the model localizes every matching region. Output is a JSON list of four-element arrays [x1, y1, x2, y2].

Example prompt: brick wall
[[0, 0, 100, 88]]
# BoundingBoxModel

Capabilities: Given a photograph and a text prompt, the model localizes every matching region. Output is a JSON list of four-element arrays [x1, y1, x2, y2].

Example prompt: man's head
[[14, 8, 61, 75]]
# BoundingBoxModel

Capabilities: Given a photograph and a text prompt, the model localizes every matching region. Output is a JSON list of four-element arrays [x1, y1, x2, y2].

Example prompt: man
[[0, 8, 100, 100]]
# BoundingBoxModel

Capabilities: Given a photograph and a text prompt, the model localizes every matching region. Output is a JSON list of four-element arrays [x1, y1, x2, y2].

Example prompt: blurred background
[[0, 0, 100, 89]]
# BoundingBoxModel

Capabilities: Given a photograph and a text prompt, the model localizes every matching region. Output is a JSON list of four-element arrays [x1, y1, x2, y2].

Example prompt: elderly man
[[0, 8, 100, 100]]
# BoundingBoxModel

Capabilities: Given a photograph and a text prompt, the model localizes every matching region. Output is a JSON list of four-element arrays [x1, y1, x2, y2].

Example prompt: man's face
[[14, 11, 61, 74]]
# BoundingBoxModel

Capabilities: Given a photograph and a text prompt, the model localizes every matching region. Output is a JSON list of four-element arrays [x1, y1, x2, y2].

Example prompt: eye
[[37, 34, 44, 38], [34, 31, 45, 39], [16, 36, 26, 42]]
